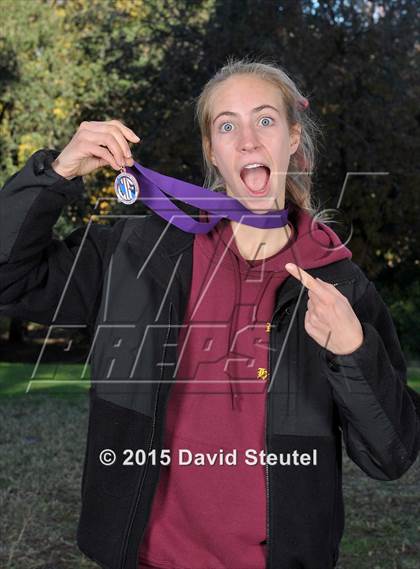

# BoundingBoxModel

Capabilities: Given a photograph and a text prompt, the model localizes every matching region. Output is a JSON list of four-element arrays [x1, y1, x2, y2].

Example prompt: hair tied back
[[298, 97, 310, 111]]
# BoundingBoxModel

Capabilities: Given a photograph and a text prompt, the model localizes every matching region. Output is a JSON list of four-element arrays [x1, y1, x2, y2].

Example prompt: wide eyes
[[219, 116, 274, 133]]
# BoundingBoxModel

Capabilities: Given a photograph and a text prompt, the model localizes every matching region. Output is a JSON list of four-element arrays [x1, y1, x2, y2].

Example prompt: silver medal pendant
[[114, 166, 140, 205]]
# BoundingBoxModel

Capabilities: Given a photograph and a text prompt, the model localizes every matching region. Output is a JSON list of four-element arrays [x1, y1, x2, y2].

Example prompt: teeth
[[243, 163, 265, 169]]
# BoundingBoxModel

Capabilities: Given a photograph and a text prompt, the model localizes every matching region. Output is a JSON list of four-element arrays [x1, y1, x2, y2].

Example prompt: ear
[[289, 123, 302, 156], [204, 137, 217, 166]]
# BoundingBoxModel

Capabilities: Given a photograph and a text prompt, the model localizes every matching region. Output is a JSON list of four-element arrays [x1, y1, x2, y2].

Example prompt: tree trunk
[[8, 317, 26, 344]]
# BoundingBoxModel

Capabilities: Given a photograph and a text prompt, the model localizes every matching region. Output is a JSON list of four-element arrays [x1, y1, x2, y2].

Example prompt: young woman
[[0, 59, 419, 569]]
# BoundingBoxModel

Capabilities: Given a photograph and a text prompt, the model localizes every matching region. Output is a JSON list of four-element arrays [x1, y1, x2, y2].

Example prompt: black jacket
[[1, 148, 419, 569]]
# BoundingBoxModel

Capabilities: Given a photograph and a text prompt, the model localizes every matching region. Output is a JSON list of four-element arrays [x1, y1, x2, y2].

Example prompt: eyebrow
[[212, 104, 281, 124]]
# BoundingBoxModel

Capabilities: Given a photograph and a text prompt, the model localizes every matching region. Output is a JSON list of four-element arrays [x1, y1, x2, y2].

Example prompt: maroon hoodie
[[138, 204, 352, 569]]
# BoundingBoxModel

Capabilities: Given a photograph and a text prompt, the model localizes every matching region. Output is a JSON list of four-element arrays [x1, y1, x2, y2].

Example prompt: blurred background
[[0, 1, 419, 568]]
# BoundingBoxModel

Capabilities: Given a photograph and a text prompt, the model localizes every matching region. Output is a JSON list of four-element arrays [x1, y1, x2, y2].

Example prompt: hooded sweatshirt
[[138, 203, 352, 569]]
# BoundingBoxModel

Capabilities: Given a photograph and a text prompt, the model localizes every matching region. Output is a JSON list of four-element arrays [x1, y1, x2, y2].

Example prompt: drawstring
[[248, 262, 275, 321]]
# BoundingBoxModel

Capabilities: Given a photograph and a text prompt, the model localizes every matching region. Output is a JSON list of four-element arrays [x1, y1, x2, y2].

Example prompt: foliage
[[0, 0, 418, 354]]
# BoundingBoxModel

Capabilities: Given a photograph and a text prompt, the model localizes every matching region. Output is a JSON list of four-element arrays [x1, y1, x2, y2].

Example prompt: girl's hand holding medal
[[51, 119, 141, 180]]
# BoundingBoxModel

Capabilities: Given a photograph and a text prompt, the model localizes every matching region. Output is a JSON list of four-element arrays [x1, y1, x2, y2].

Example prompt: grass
[[408, 367, 420, 392], [336, 455, 420, 568], [0, 364, 419, 568], [0, 363, 90, 397], [0, 396, 97, 569]]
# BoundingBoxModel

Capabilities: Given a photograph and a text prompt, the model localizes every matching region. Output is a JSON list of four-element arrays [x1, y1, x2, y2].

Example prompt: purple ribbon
[[125, 161, 289, 234]]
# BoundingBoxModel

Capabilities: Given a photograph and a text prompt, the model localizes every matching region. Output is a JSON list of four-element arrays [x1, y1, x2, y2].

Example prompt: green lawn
[[0, 362, 91, 397], [0, 362, 419, 397], [408, 367, 420, 391]]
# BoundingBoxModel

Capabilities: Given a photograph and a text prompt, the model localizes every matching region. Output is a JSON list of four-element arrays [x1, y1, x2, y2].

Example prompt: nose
[[238, 124, 261, 152]]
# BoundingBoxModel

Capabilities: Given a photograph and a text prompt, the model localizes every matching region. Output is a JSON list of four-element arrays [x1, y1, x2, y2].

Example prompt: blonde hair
[[194, 56, 325, 218]]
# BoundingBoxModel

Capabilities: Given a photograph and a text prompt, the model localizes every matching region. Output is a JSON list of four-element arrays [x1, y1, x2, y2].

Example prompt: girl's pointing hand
[[285, 263, 364, 356]]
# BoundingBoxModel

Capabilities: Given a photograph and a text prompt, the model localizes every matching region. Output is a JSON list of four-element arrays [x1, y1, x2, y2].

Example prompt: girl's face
[[206, 74, 301, 213]]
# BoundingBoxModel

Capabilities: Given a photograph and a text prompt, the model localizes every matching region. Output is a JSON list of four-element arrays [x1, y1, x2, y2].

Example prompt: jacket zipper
[[265, 346, 270, 567], [265, 303, 292, 568], [263, 277, 354, 567], [119, 302, 173, 569], [331, 277, 356, 287]]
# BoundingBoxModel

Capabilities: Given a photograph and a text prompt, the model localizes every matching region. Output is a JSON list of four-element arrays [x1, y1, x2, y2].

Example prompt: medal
[[114, 166, 140, 205]]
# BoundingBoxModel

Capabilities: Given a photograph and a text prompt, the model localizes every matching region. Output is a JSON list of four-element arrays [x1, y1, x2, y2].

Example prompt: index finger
[[284, 263, 325, 296], [108, 119, 141, 142]]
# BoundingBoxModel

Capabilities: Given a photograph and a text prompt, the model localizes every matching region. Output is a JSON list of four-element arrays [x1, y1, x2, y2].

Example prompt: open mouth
[[239, 164, 271, 195]]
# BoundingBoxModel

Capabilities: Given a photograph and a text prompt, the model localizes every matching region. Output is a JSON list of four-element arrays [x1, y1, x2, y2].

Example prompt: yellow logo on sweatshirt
[[257, 367, 268, 381]]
